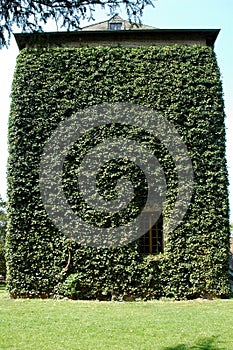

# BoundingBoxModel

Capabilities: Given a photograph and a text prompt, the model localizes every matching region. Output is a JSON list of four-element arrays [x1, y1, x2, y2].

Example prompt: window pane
[[139, 213, 163, 254], [109, 23, 122, 31]]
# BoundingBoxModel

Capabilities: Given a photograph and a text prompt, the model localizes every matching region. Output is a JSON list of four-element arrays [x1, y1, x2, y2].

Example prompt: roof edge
[[14, 29, 220, 51]]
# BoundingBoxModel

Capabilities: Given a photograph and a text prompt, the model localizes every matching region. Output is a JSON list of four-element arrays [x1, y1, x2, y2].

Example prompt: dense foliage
[[6, 45, 230, 299], [0, 0, 154, 48], [0, 196, 6, 277]]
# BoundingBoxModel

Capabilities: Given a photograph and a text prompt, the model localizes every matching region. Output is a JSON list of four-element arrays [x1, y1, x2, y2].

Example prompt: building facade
[[6, 16, 230, 299]]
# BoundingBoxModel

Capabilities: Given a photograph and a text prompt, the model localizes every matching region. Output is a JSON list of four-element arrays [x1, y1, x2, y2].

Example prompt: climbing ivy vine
[[6, 45, 230, 299]]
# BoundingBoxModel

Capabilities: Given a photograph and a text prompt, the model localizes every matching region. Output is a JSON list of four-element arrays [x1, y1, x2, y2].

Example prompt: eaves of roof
[[14, 28, 220, 51]]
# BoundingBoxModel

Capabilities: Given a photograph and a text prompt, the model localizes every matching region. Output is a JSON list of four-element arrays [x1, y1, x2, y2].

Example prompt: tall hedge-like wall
[[6, 45, 230, 299]]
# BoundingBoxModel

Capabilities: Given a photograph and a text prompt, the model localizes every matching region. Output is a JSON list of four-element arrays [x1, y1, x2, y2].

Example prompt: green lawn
[[0, 285, 232, 350]]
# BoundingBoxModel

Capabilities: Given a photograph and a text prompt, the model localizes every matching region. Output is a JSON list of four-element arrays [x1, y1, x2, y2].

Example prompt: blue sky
[[0, 0, 232, 222]]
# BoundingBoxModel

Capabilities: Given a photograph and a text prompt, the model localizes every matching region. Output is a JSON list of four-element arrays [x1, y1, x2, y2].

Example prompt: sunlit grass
[[0, 286, 232, 349]]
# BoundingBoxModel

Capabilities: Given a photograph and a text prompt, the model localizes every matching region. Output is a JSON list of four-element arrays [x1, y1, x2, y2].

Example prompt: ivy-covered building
[[6, 16, 230, 300]]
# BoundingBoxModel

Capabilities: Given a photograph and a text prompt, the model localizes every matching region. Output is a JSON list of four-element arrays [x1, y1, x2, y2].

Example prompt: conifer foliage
[[0, 0, 154, 48]]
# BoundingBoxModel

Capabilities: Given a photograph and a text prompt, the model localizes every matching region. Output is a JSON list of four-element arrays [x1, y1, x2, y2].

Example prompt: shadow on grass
[[0, 283, 6, 292], [162, 337, 225, 350]]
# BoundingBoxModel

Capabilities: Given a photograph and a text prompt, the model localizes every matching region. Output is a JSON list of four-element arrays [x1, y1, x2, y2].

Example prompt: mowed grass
[[0, 285, 233, 350]]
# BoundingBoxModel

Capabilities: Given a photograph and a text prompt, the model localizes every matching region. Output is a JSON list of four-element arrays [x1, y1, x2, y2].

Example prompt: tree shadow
[[162, 337, 226, 350]]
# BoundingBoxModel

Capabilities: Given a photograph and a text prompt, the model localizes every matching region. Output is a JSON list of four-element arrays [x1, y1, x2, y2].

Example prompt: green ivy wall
[[6, 45, 230, 299]]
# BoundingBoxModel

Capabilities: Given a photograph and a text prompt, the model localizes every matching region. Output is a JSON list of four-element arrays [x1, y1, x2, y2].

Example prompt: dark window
[[109, 23, 122, 31], [139, 212, 163, 255]]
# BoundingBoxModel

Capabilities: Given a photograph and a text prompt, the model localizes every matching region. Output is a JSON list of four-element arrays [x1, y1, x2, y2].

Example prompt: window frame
[[109, 22, 123, 31], [139, 211, 164, 255]]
